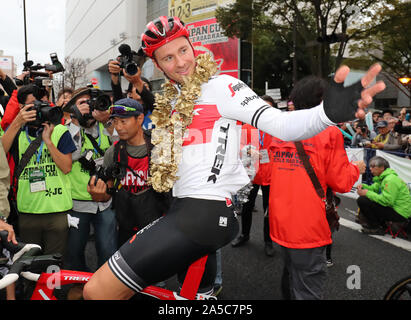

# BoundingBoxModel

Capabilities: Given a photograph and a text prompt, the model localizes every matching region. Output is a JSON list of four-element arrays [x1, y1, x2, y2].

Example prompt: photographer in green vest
[[62, 87, 117, 272], [2, 84, 76, 256]]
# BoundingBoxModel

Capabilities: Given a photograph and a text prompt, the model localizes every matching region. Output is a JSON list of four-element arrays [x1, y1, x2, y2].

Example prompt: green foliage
[[216, 0, 390, 79], [348, 0, 410, 78]]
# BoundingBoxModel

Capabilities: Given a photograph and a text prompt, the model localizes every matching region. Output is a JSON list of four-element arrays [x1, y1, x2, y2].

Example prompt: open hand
[[324, 64, 386, 122]]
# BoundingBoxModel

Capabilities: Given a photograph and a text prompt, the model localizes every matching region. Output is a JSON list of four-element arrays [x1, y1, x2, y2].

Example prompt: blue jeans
[[65, 206, 118, 272]]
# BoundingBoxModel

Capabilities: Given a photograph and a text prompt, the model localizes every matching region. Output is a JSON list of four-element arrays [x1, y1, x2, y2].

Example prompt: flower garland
[[149, 53, 218, 192]]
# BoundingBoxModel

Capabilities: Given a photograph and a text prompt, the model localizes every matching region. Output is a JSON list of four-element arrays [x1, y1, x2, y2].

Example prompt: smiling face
[[153, 36, 196, 83]]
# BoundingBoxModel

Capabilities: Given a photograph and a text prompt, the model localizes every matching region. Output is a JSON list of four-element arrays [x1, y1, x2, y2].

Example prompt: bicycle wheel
[[383, 276, 411, 300]]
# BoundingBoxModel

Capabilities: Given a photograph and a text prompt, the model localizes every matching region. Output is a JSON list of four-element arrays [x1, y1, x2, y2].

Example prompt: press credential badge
[[29, 168, 47, 193]]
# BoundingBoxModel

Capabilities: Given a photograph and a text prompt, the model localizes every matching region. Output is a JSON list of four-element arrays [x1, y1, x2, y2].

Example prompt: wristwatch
[[0, 214, 7, 223]]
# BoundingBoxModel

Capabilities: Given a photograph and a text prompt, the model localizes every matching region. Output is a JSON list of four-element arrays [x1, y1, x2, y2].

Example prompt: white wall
[[65, 0, 147, 90]]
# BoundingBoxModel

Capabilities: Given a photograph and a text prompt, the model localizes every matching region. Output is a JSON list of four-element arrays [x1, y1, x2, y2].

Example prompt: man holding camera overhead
[[61, 87, 118, 272], [1, 84, 76, 256]]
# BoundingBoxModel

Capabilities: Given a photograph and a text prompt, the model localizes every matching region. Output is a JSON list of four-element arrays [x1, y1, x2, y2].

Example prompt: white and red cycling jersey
[[172, 74, 334, 201]]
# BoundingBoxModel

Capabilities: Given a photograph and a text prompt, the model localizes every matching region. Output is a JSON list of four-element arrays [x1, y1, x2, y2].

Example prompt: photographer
[[0, 67, 17, 107], [351, 122, 371, 147], [87, 98, 170, 247], [394, 108, 411, 135], [60, 87, 117, 272], [1, 84, 76, 256], [108, 45, 155, 115], [1, 72, 30, 131], [55, 87, 74, 124]]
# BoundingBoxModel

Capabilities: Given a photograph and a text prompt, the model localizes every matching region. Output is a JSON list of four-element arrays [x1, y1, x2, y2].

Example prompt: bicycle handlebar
[[0, 231, 61, 290]]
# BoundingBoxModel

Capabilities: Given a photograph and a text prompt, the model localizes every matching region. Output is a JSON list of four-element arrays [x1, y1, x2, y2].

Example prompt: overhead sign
[[169, 0, 235, 24], [0, 57, 13, 70]]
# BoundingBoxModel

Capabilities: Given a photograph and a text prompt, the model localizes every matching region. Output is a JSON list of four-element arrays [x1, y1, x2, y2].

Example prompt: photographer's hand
[[108, 59, 121, 85], [1, 104, 36, 154], [92, 109, 110, 124], [87, 176, 112, 202], [76, 98, 90, 115], [124, 67, 144, 94], [14, 72, 30, 88], [16, 104, 37, 126], [42, 123, 73, 174]]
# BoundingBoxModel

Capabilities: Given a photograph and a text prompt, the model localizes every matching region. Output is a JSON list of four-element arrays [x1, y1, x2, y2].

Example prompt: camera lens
[[94, 95, 112, 111], [39, 106, 63, 125], [125, 62, 138, 76]]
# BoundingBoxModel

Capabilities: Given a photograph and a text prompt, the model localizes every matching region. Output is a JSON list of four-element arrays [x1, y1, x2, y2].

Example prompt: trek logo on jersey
[[208, 123, 230, 184], [228, 82, 247, 97]]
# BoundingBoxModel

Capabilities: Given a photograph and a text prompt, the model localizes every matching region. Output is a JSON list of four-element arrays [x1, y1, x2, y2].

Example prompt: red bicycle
[[0, 231, 216, 300]]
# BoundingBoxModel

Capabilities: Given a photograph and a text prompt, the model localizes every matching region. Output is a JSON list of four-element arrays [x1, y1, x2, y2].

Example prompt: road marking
[[339, 218, 411, 252], [255, 192, 411, 252]]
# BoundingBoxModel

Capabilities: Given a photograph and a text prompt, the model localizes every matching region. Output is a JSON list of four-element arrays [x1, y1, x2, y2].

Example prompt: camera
[[86, 88, 112, 112], [358, 141, 370, 148], [79, 150, 125, 193], [15, 53, 65, 87], [118, 44, 139, 76], [27, 100, 63, 127]]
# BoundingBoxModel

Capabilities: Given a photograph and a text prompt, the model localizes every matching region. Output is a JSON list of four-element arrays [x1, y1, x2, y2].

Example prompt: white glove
[[67, 214, 80, 229]]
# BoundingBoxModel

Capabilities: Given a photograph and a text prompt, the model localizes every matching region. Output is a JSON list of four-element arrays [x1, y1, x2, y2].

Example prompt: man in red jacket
[[269, 76, 366, 300]]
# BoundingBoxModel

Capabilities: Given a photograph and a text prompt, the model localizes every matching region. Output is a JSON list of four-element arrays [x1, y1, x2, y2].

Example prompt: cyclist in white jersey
[[83, 16, 385, 300]]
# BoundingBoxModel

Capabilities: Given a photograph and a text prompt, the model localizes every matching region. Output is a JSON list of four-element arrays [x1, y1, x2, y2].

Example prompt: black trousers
[[240, 184, 271, 243], [357, 196, 407, 228]]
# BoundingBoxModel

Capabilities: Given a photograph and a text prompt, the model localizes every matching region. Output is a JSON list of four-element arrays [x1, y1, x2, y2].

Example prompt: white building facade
[[65, 0, 168, 91]]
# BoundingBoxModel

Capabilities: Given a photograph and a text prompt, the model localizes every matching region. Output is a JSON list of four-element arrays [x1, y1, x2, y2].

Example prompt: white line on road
[[256, 191, 411, 252], [339, 217, 411, 252]]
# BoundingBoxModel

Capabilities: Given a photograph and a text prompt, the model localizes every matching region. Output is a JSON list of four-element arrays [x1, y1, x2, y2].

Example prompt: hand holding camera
[[41, 122, 55, 145], [108, 59, 122, 75], [16, 104, 37, 126], [76, 97, 91, 115]]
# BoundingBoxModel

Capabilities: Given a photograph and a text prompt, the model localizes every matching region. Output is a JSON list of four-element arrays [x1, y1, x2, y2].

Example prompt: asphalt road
[[83, 194, 411, 300]]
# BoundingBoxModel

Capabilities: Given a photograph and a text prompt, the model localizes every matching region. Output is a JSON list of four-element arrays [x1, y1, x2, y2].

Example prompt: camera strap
[[12, 132, 44, 190], [294, 141, 325, 200], [85, 132, 105, 158]]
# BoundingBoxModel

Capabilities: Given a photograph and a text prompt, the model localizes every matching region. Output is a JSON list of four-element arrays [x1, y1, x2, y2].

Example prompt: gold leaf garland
[[149, 53, 218, 192]]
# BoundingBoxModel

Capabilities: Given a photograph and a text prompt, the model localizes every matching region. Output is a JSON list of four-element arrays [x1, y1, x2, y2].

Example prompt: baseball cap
[[109, 98, 144, 118], [376, 120, 388, 128]]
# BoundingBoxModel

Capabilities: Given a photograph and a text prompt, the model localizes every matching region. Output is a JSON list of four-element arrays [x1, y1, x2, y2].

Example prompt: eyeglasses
[[109, 105, 138, 115]]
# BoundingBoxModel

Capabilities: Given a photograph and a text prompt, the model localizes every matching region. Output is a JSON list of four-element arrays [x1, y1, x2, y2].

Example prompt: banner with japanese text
[[187, 17, 239, 78]]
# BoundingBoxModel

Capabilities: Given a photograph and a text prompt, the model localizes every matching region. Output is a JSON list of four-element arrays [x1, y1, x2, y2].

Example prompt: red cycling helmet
[[141, 16, 191, 58]]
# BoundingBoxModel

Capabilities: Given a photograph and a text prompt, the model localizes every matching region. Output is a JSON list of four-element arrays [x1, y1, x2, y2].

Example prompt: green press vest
[[68, 123, 111, 201], [17, 124, 72, 214]]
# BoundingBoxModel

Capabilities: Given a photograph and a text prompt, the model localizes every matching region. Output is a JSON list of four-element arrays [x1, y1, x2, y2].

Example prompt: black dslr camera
[[86, 88, 112, 112], [118, 44, 140, 76], [27, 100, 63, 127], [79, 150, 125, 194], [72, 88, 112, 127]]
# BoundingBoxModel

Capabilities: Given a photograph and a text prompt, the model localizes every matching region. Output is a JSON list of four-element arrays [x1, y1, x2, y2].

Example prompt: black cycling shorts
[[108, 197, 239, 292]]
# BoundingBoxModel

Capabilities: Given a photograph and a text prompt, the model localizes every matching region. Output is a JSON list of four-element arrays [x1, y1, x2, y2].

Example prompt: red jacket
[[268, 126, 359, 249], [241, 124, 273, 186], [1, 90, 19, 131]]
